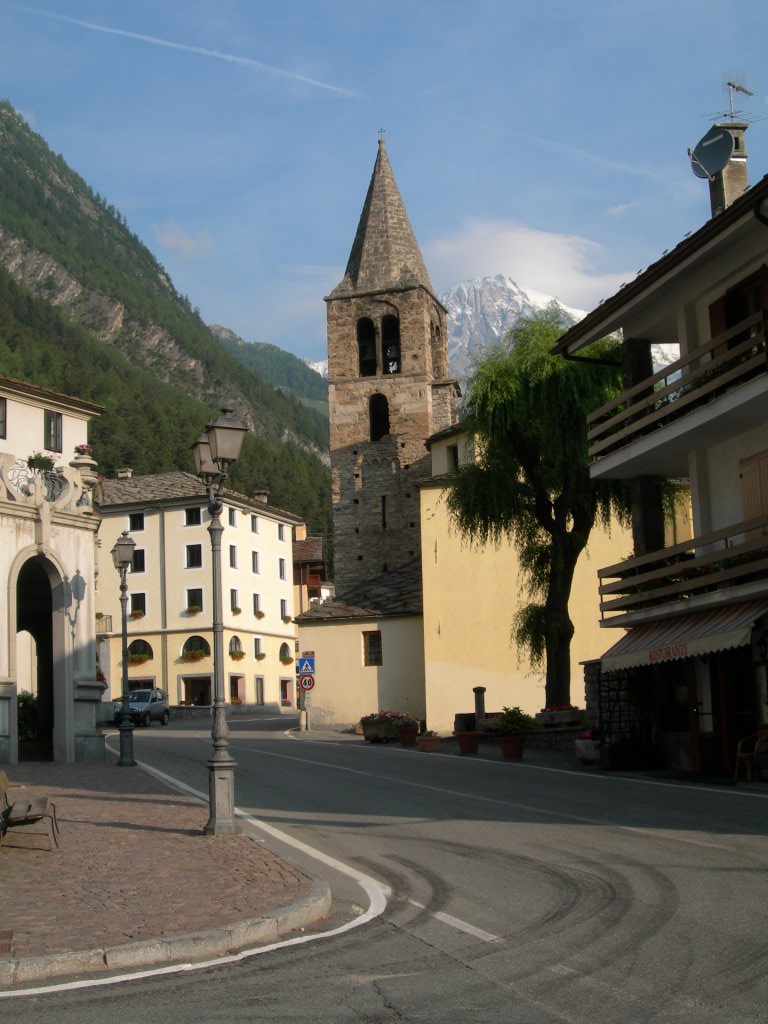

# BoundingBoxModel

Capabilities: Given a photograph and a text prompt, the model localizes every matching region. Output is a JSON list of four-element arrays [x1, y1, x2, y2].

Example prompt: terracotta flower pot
[[398, 725, 418, 747], [454, 730, 481, 754], [497, 735, 525, 760], [418, 735, 441, 753]]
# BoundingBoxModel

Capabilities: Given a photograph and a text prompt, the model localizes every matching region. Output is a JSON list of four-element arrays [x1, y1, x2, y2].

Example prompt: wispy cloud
[[154, 222, 213, 257], [425, 218, 630, 311], [10, 4, 359, 97]]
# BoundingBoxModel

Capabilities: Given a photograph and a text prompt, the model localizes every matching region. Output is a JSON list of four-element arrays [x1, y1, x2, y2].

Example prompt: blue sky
[[1, 1, 767, 362]]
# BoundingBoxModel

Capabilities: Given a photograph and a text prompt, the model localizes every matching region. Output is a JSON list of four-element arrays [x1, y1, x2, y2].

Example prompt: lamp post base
[[117, 719, 136, 767], [203, 757, 240, 835]]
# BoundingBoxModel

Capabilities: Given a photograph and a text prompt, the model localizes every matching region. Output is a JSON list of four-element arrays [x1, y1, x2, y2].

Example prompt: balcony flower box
[[230, 650, 245, 661], [127, 654, 150, 666], [129, 610, 145, 620], [182, 650, 206, 662]]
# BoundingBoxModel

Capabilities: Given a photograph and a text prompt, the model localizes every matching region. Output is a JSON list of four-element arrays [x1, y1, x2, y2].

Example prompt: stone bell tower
[[326, 138, 459, 594]]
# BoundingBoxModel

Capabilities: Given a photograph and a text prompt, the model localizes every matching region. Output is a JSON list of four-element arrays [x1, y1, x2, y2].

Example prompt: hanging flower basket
[[27, 451, 56, 472], [255, 610, 265, 619], [282, 615, 293, 624], [280, 656, 294, 665], [230, 650, 245, 661], [255, 652, 266, 661]]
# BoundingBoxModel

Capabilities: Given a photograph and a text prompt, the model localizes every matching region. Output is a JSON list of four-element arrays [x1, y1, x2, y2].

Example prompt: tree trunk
[[543, 537, 580, 708]]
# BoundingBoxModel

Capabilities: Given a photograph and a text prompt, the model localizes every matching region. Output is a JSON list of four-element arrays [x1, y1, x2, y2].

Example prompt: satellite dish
[[690, 125, 734, 179]]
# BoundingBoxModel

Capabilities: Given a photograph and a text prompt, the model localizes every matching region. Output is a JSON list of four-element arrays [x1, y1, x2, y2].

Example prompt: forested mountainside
[[209, 325, 328, 420], [0, 100, 331, 540]]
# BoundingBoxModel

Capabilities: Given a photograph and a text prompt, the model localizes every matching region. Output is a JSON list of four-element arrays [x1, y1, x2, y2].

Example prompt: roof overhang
[[600, 600, 768, 672]]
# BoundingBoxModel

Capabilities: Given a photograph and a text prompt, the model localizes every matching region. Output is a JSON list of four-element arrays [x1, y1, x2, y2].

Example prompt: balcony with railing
[[598, 512, 768, 622], [587, 310, 767, 476]]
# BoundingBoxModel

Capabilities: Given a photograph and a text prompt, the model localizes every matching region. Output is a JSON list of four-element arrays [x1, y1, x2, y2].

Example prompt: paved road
[[5, 715, 768, 1023]]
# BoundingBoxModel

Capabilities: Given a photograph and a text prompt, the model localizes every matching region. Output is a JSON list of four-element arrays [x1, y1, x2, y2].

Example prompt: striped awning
[[600, 601, 768, 672]]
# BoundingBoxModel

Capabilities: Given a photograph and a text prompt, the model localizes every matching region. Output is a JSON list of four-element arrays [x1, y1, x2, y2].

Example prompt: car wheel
[[160, 710, 170, 726]]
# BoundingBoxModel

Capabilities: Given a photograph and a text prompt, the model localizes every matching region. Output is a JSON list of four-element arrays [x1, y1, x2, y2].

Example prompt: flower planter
[[398, 725, 419, 747], [418, 735, 441, 753], [497, 735, 525, 761], [362, 720, 400, 743], [454, 730, 481, 754]]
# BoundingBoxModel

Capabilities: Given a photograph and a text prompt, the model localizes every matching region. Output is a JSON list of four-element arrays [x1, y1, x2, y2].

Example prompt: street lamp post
[[111, 530, 137, 768], [192, 404, 247, 836]]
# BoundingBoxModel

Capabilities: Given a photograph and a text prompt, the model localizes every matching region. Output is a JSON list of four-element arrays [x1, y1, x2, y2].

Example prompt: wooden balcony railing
[[598, 512, 768, 619], [588, 310, 767, 462]]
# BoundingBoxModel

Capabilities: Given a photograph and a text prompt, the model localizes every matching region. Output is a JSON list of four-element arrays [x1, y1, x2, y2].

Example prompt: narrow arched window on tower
[[369, 393, 390, 442], [381, 315, 401, 374], [357, 318, 376, 376]]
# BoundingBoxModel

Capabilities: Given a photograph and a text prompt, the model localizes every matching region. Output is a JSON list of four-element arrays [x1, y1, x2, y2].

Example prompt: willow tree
[[447, 307, 630, 709]]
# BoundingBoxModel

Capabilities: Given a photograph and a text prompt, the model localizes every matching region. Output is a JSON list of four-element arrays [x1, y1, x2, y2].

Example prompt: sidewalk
[[0, 760, 329, 987]]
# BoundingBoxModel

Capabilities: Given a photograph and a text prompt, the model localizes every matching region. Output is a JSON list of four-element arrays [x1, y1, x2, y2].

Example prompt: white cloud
[[154, 222, 213, 257], [425, 218, 630, 310]]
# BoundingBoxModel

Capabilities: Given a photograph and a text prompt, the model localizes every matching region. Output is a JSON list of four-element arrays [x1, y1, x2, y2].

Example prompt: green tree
[[447, 307, 630, 709]]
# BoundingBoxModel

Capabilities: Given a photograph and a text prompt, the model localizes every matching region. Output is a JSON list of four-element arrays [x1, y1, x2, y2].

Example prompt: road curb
[[1, 879, 331, 987]]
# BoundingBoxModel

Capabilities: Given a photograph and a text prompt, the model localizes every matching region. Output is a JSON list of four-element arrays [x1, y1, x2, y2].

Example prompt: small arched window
[[357, 318, 376, 377], [229, 636, 243, 655], [382, 315, 401, 374], [127, 639, 153, 660], [279, 642, 291, 660], [182, 635, 210, 657], [369, 394, 390, 442]]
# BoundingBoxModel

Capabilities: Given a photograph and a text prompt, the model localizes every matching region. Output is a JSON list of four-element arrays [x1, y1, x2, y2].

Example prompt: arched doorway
[[16, 557, 60, 760]]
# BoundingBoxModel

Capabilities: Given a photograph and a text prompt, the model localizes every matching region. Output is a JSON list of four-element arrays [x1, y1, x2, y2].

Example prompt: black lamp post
[[192, 404, 247, 836], [111, 529, 137, 768]]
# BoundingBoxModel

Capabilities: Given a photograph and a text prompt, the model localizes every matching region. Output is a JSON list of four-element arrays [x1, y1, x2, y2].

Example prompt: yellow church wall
[[419, 475, 632, 734], [297, 616, 425, 727]]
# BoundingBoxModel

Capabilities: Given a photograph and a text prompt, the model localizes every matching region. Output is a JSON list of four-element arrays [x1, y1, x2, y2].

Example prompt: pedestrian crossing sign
[[297, 657, 315, 675]]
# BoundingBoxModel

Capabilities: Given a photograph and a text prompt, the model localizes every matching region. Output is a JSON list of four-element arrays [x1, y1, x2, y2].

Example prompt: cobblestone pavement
[[0, 762, 311, 965]]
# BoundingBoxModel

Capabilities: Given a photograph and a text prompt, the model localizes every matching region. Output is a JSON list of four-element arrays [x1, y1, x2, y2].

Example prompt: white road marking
[[407, 899, 500, 943]]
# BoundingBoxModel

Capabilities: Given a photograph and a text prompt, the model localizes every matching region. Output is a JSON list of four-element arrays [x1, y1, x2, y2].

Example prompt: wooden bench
[[0, 770, 60, 850]]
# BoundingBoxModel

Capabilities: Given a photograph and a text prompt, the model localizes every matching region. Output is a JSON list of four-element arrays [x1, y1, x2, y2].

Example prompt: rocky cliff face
[[0, 227, 209, 388]]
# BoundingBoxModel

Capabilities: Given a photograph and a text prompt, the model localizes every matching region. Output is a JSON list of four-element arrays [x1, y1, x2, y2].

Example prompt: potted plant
[[27, 451, 56, 472], [280, 655, 294, 665], [186, 604, 201, 616], [182, 649, 206, 662], [454, 729, 481, 754], [255, 610, 265, 619], [74, 443, 93, 457], [418, 730, 441, 753], [397, 713, 419, 747], [255, 652, 266, 660], [491, 706, 536, 760], [361, 710, 404, 743], [282, 615, 293, 624], [230, 650, 245, 661], [127, 653, 150, 665], [232, 607, 242, 615], [129, 610, 145, 620]]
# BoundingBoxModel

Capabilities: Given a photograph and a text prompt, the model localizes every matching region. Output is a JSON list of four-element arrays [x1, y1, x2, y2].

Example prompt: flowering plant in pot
[[492, 706, 536, 760], [397, 712, 420, 747], [418, 730, 441, 753], [27, 451, 56, 472], [360, 710, 406, 743]]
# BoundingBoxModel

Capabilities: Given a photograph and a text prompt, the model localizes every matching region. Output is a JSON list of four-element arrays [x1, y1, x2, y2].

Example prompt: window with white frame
[[186, 588, 203, 612], [131, 549, 146, 573], [228, 507, 236, 526], [251, 514, 259, 533], [278, 523, 285, 541], [279, 557, 286, 580], [229, 544, 237, 568], [230, 589, 240, 612], [253, 593, 261, 615], [130, 593, 146, 617], [129, 512, 144, 531], [363, 630, 383, 666], [251, 551, 259, 573], [0, 397, 6, 439], [254, 636, 262, 656], [185, 507, 202, 526], [186, 544, 203, 569], [280, 598, 288, 619]]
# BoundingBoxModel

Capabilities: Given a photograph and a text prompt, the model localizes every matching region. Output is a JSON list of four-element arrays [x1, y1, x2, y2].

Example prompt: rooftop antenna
[[725, 79, 754, 121]]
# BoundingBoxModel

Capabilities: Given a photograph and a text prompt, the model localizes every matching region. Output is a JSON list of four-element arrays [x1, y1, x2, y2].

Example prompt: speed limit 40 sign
[[299, 675, 315, 691]]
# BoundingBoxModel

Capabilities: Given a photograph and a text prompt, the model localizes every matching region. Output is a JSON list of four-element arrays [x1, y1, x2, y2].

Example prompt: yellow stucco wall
[[296, 616, 425, 727], [419, 479, 632, 733]]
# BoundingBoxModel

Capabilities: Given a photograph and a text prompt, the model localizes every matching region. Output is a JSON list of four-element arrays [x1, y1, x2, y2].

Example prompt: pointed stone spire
[[332, 138, 434, 296]]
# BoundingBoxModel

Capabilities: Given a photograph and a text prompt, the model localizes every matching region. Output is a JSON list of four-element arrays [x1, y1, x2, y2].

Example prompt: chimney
[[709, 122, 748, 215], [116, 467, 133, 479], [252, 490, 269, 504]]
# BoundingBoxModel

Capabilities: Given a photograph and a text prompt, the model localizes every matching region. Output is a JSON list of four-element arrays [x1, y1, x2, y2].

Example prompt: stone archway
[[15, 556, 63, 761]]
